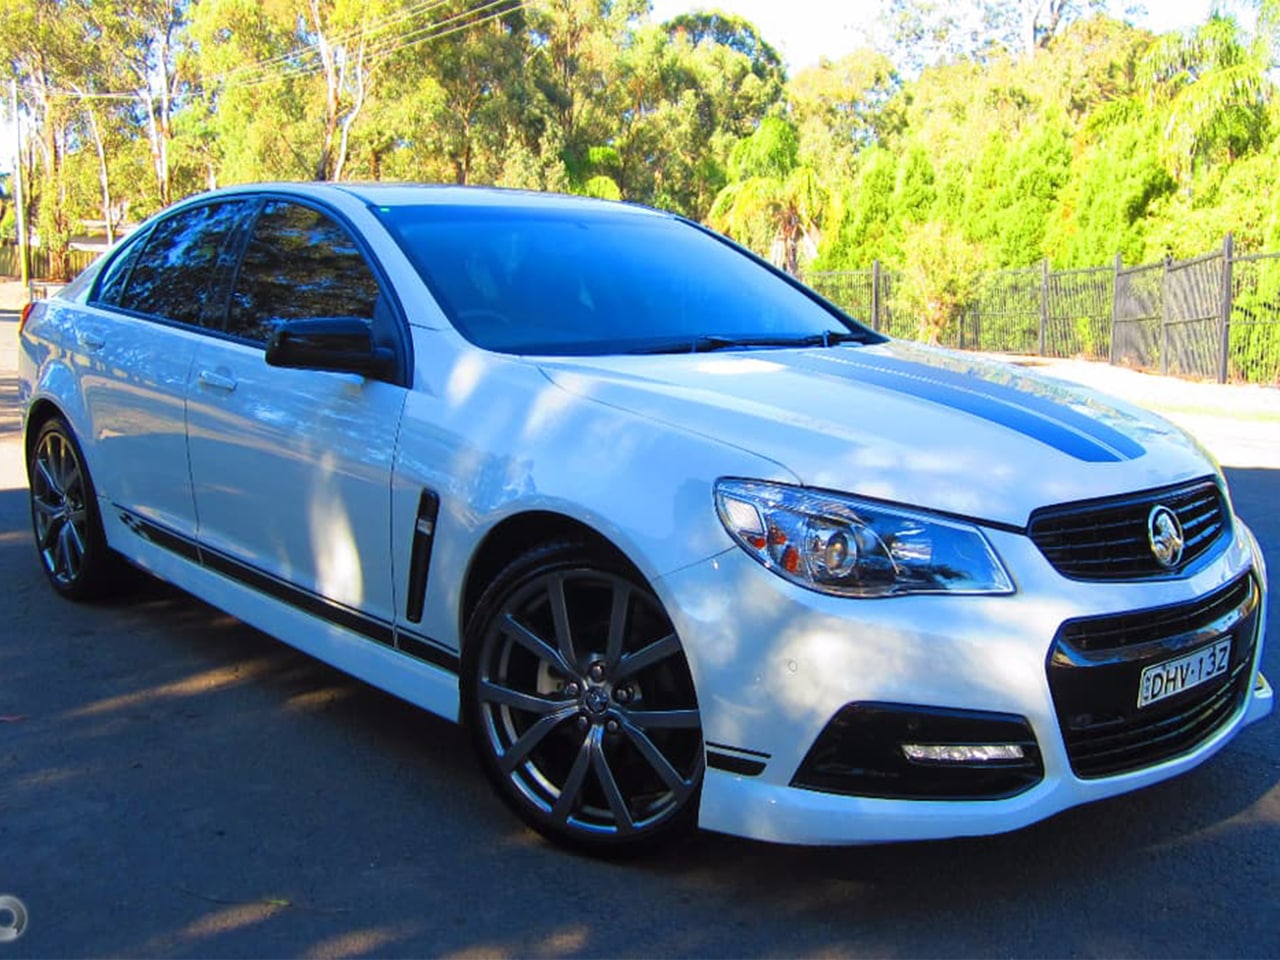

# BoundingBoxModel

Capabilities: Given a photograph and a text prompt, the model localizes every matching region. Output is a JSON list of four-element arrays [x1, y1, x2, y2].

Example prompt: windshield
[[374, 203, 879, 356]]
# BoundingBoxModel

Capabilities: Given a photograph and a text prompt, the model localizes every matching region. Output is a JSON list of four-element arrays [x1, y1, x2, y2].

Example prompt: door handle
[[77, 330, 106, 350], [197, 369, 238, 393]]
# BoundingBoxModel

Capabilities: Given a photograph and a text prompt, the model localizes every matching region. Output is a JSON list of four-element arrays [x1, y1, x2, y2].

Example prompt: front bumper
[[655, 516, 1272, 846]]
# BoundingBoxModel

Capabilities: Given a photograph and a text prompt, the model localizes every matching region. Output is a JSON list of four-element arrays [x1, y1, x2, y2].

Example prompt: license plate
[[1138, 638, 1232, 709]]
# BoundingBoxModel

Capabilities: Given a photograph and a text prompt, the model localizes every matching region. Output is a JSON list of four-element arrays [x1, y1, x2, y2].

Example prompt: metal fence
[[808, 234, 1280, 385]]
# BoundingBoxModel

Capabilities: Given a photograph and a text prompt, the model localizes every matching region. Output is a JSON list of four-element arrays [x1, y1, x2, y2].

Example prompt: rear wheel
[[462, 542, 704, 855], [28, 417, 126, 601]]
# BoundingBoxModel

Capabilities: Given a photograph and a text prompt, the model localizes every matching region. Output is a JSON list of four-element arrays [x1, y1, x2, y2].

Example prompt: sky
[[648, 0, 1220, 71]]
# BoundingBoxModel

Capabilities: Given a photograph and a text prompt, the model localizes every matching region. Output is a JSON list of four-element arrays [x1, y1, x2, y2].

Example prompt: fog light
[[792, 702, 1043, 799], [901, 743, 1026, 763]]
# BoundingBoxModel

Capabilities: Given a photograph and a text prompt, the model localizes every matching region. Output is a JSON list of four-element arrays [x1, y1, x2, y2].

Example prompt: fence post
[[871, 259, 882, 332], [1040, 258, 1049, 356], [1217, 232, 1233, 384], [1160, 256, 1170, 376], [1109, 252, 1121, 365]]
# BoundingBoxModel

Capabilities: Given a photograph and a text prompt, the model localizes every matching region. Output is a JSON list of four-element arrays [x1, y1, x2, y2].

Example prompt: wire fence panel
[[809, 243, 1280, 383], [959, 268, 1041, 353], [1230, 251, 1280, 384], [1046, 265, 1113, 360], [1112, 262, 1164, 371], [806, 268, 909, 338], [808, 270, 876, 327], [1164, 252, 1223, 379]]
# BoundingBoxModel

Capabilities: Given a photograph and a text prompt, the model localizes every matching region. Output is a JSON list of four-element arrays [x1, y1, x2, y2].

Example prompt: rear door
[[186, 198, 409, 630], [75, 199, 250, 539]]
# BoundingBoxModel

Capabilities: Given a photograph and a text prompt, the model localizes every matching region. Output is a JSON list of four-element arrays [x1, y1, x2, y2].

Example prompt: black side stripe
[[117, 508, 458, 674], [397, 630, 460, 673], [200, 548, 396, 647], [119, 511, 201, 564]]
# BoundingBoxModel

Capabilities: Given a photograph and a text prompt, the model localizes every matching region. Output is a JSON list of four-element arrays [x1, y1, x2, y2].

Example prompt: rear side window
[[93, 229, 150, 307], [116, 201, 250, 326], [225, 201, 381, 344]]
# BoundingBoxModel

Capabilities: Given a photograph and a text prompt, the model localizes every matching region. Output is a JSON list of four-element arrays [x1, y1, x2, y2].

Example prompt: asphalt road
[[1, 312, 1277, 958]]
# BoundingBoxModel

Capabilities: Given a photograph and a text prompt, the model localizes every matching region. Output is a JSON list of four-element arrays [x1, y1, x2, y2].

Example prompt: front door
[[186, 199, 407, 628]]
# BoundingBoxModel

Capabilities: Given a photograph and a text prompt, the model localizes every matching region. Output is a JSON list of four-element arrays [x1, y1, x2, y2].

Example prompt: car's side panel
[[186, 338, 408, 630], [25, 300, 201, 538]]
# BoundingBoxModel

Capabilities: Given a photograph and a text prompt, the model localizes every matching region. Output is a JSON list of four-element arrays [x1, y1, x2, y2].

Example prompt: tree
[[893, 219, 985, 343], [1138, 8, 1276, 184], [787, 50, 900, 173], [710, 118, 828, 274]]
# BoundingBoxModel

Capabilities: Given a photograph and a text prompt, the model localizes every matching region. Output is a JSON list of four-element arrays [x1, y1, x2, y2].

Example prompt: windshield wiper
[[628, 331, 872, 355]]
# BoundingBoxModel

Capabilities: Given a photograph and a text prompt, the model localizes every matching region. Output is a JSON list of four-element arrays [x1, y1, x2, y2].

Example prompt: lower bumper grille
[[1048, 573, 1260, 779], [791, 703, 1043, 800]]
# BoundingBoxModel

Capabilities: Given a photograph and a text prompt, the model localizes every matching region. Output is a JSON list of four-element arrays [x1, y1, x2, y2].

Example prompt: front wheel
[[462, 543, 704, 855]]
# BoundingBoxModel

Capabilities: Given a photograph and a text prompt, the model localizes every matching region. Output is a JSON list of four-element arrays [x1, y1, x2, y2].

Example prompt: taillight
[[18, 301, 35, 336]]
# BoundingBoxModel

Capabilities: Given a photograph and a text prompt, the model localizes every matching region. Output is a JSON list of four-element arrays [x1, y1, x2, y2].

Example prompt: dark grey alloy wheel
[[463, 543, 704, 853], [28, 418, 120, 601]]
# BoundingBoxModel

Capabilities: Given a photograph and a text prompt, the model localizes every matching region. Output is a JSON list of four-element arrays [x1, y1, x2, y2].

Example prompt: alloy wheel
[[31, 427, 91, 587], [471, 561, 703, 847]]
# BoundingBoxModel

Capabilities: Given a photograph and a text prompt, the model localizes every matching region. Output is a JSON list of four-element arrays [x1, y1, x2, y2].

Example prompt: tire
[[28, 417, 127, 602], [462, 542, 704, 855]]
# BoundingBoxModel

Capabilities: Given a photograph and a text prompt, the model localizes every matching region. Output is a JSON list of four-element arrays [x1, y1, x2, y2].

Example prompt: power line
[[230, 0, 530, 91], [217, 0, 456, 86], [35, 0, 532, 103]]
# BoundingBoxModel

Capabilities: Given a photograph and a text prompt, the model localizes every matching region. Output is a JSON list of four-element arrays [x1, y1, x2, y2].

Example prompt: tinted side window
[[93, 228, 150, 307], [117, 202, 249, 326], [226, 201, 380, 344]]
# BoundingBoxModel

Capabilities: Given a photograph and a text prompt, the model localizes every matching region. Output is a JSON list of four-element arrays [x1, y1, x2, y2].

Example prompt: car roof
[[189, 182, 669, 220]]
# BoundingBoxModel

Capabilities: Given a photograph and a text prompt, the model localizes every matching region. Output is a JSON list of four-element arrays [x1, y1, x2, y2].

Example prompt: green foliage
[[892, 220, 986, 343], [727, 116, 799, 180], [810, 147, 898, 270], [892, 143, 935, 224], [580, 175, 622, 200], [1044, 121, 1175, 266]]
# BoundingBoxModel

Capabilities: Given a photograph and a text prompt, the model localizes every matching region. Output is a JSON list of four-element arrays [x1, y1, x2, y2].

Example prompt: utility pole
[[10, 78, 29, 286]]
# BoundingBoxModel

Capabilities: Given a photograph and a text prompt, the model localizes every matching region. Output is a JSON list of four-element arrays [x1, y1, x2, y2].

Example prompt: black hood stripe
[[810, 351, 1146, 463]]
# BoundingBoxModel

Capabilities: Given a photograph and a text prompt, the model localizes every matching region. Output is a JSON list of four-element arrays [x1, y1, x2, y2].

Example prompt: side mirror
[[265, 317, 394, 378]]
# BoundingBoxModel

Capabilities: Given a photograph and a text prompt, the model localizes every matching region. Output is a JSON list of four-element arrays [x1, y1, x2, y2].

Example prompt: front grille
[[1029, 479, 1227, 580], [1060, 575, 1253, 652], [1048, 574, 1259, 779]]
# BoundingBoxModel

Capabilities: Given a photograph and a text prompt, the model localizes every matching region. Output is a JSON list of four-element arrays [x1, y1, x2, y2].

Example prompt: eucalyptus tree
[[0, 0, 91, 277], [610, 13, 785, 218]]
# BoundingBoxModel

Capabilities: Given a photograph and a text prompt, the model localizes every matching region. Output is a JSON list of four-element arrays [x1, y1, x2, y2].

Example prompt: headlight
[[714, 479, 1014, 598]]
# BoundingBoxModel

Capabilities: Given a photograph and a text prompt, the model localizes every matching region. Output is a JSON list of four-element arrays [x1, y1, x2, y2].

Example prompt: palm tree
[[708, 118, 826, 275], [1138, 3, 1278, 184], [709, 165, 826, 275]]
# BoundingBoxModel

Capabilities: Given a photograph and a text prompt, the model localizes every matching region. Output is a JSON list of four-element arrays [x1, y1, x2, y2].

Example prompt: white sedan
[[17, 183, 1273, 854]]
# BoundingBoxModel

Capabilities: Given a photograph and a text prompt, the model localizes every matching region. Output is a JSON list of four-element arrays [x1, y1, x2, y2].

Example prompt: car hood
[[536, 341, 1219, 528]]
